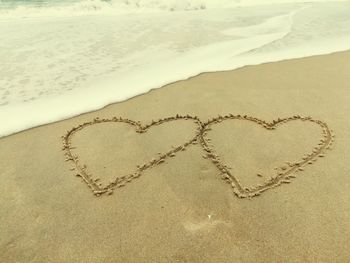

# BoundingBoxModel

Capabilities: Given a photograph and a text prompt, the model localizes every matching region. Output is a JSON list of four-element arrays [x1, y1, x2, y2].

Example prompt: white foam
[[1, 0, 349, 18], [0, 1, 350, 137]]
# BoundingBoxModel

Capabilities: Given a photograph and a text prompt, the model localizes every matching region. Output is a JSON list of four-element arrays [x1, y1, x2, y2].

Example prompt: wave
[[0, 1, 350, 137], [0, 0, 349, 18]]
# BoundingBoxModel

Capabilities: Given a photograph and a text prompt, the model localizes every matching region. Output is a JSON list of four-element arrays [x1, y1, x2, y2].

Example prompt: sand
[[1, 51, 350, 262]]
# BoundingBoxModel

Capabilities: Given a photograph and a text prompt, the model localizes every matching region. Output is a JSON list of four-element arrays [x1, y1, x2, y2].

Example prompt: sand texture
[[1, 51, 350, 262]]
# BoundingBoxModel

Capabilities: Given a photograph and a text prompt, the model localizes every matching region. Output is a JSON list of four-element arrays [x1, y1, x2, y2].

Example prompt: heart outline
[[199, 114, 334, 198], [62, 115, 203, 196]]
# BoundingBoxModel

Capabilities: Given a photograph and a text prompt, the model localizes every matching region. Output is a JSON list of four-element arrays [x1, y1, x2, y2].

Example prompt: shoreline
[[1, 49, 350, 140]]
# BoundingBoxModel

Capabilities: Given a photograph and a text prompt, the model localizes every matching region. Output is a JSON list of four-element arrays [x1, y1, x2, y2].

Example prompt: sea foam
[[0, 0, 350, 137]]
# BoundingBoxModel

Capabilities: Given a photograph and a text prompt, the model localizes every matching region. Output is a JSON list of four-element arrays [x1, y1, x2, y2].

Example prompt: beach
[[1, 51, 350, 262]]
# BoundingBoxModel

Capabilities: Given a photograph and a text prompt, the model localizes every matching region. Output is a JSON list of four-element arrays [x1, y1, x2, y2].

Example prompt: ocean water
[[1, 0, 350, 137]]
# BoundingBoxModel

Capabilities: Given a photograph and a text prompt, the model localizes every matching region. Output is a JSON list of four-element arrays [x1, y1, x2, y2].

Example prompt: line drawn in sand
[[62, 115, 203, 196], [199, 115, 334, 198], [62, 114, 334, 199]]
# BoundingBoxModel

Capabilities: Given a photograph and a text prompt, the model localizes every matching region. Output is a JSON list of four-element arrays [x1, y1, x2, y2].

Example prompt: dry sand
[[1, 51, 350, 262]]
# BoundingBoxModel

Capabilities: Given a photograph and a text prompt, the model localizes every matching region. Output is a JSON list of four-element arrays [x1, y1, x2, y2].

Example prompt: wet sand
[[1, 51, 350, 262]]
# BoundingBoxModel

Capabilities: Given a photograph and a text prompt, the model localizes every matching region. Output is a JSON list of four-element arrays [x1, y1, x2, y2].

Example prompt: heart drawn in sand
[[63, 114, 334, 199], [62, 115, 203, 196], [199, 115, 334, 198]]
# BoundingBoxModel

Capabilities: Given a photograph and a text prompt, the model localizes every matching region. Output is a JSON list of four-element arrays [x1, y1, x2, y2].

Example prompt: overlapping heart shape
[[62, 115, 203, 196], [199, 115, 334, 198], [62, 114, 334, 198]]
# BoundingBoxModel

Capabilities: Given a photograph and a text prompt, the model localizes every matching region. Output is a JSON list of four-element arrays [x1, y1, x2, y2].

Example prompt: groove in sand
[[62, 114, 334, 199]]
